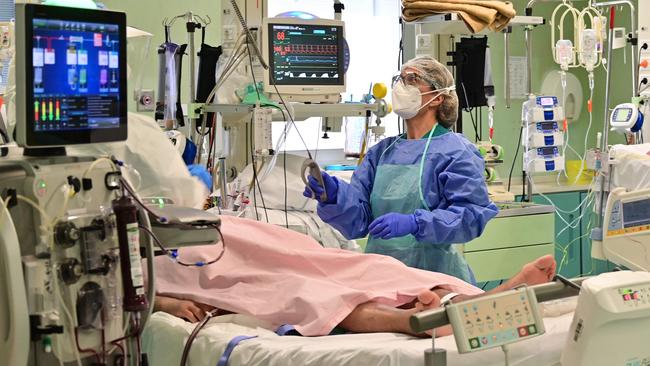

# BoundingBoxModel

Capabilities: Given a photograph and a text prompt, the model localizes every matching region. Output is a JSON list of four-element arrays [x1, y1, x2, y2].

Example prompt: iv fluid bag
[[580, 29, 598, 71], [344, 117, 365, 158]]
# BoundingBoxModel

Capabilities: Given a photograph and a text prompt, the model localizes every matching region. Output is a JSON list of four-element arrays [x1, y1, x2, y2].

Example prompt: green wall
[[109, 0, 634, 180], [102, 0, 221, 112], [462, 0, 633, 181]]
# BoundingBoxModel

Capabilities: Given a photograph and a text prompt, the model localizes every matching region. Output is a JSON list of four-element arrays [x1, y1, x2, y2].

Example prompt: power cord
[[507, 126, 523, 192], [501, 344, 510, 366]]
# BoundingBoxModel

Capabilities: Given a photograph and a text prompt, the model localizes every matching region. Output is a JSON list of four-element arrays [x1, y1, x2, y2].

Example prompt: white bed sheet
[[142, 305, 574, 366], [610, 143, 650, 191]]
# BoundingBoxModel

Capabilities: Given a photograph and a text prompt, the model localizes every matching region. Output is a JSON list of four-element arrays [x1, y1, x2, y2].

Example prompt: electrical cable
[[248, 123, 269, 223], [276, 108, 290, 229], [474, 107, 483, 141], [507, 126, 523, 192], [502, 344, 510, 366], [284, 149, 289, 228], [244, 39, 269, 223]]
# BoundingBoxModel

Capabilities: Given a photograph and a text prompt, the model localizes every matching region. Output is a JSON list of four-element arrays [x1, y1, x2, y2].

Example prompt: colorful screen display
[[32, 18, 121, 132], [268, 22, 344, 86]]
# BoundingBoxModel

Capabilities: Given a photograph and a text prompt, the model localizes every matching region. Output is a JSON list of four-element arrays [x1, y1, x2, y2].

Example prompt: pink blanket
[[153, 216, 482, 336]]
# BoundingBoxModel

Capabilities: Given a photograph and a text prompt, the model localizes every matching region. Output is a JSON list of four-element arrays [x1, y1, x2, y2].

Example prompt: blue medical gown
[[317, 132, 498, 275]]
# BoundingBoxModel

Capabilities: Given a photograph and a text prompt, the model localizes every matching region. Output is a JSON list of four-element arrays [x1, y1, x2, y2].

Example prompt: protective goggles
[[391, 71, 440, 89]]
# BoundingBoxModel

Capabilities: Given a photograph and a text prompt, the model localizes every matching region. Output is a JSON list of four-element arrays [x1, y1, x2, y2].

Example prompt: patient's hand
[[155, 295, 216, 323]]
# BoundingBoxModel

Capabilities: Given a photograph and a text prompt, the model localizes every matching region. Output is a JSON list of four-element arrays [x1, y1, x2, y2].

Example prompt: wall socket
[[134, 89, 155, 112]]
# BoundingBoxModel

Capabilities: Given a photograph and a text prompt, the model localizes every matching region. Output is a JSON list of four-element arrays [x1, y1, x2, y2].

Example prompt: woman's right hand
[[302, 171, 338, 204]]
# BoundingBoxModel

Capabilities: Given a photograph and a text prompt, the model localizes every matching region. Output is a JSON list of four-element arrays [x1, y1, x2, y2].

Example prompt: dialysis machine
[[1, 5, 135, 365], [1, 5, 221, 365]]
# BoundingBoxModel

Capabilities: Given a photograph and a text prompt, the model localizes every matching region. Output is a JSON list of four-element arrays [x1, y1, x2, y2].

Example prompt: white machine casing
[[561, 271, 650, 366], [522, 96, 565, 173], [522, 96, 565, 124], [610, 103, 641, 132], [524, 129, 564, 148], [0, 158, 125, 364], [261, 17, 345, 103], [594, 187, 650, 270]]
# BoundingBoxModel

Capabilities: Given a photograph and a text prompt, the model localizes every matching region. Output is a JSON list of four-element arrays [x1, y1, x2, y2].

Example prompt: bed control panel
[[446, 287, 545, 353]]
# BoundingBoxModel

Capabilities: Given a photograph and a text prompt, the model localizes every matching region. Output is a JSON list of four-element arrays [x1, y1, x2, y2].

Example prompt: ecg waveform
[[273, 44, 338, 56]]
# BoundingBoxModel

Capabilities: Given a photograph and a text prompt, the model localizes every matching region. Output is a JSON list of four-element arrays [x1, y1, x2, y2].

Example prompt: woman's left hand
[[368, 213, 418, 240]]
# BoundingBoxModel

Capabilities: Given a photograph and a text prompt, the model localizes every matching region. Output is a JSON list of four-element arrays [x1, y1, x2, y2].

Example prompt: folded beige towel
[[402, 0, 516, 33]]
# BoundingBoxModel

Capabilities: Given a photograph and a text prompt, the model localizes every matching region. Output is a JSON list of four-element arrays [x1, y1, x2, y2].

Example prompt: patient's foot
[[402, 290, 453, 338], [502, 255, 556, 290]]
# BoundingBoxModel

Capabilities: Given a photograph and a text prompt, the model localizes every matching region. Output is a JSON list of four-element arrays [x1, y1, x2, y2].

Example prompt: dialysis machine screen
[[16, 4, 127, 147]]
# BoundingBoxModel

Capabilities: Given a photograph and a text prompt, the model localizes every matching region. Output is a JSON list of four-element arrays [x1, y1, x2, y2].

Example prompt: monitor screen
[[267, 22, 344, 87], [16, 4, 127, 148], [623, 198, 650, 228], [613, 107, 632, 122]]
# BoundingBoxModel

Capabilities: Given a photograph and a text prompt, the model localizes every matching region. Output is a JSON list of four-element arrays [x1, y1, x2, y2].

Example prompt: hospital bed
[[141, 299, 576, 366]]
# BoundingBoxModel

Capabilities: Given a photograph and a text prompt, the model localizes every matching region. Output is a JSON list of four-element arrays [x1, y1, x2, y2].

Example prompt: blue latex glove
[[188, 164, 212, 191], [302, 171, 338, 204], [368, 213, 418, 240]]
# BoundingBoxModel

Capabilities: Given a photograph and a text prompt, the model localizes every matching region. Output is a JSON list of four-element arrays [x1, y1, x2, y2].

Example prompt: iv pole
[[163, 12, 211, 140]]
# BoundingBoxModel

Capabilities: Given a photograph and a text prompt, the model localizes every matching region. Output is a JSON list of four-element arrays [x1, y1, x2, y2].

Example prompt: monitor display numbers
[[622, 199, 650, 228], [613, 108, 633, 122], [269, 23, 343, 86], [32, 18, 121, 132], [539, 97, 556, 106]]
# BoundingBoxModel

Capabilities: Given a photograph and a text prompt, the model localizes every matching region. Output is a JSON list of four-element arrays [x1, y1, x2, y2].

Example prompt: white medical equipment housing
[[561, 271, 650, 366], [262, 17, 346, 100]]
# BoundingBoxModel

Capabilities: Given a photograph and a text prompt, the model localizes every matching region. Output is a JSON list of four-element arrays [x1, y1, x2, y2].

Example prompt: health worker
[[303, 56, 498, 283]]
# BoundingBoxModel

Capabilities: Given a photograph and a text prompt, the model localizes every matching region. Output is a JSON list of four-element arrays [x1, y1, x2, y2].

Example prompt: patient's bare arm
[[154, 295, 216, 323]]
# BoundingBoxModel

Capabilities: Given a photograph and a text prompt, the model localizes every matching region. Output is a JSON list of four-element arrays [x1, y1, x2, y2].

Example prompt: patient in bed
[[150, 215, 556, 337]]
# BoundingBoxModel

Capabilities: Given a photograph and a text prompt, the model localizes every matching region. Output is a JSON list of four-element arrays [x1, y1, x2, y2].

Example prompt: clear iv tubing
[[258, 103, 297, 182], [558, 71, 573, 182], [529, 173, 597, 234], [526, 159, 597, 227], [53, 266, 83, 366]]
